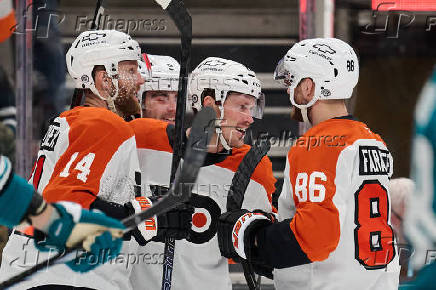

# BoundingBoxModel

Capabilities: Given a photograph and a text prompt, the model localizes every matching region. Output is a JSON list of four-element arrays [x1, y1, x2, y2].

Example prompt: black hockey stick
[[70, 0, 104, 109], [91, 0, 104, 30], [227, 137, 271, 290], [0, 107, 215, 290], [152, 1, 192, 289]]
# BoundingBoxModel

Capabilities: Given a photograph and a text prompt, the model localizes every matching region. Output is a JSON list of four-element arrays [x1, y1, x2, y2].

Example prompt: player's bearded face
[[113, 60, 144, 118], [143, 91, 177, 124], [220, 93, 255, 148]]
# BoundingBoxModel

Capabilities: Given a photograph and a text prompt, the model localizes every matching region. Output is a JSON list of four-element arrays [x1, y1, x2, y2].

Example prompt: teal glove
[[66, 231, 122, 273], [34, 202, 125, 272]]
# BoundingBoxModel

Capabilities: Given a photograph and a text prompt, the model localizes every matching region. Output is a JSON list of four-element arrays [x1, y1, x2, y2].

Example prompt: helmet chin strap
[[216, 106, 231, 151], [289, 87, 314, 125], [90, 76, 120, 116], [300, 107, 311, 125]]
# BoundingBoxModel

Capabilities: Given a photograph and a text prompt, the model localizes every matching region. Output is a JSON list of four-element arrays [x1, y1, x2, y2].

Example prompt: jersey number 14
[[32, 152, 95, 189]]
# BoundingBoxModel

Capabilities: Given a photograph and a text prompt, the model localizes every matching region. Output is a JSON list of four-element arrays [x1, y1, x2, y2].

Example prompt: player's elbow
[[256, 220, 312, 269]]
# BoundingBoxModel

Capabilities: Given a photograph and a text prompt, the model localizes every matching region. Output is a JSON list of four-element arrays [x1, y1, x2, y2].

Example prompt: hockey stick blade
[[0, 107, 216, 289]]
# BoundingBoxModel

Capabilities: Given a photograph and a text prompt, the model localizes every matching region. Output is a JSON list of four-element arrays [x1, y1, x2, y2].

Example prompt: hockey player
[[403, 66, 436, 289], [217, 38, 400, 290], [0, 30, 157, 289], [389, 178, 414, 245], [138, 53, 180, 124], [0, 155, 124, 270], [128, 57, 276, 290]]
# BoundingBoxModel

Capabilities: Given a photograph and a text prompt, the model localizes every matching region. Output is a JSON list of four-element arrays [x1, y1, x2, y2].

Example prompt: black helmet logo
[[313, 44, 336, 54]]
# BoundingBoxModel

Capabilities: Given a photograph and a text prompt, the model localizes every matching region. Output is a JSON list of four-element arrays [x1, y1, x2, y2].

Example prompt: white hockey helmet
[[137, 53, 180, 104], [188, 57, 264, 150], [188, 57, 264, 119], [274, 38, 359, 122], [66, 30, 142, 114]]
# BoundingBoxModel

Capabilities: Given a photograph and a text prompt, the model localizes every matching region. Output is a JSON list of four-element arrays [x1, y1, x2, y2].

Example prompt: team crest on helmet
[[81, 75, 89, 82], [321, 88, 331, 97]]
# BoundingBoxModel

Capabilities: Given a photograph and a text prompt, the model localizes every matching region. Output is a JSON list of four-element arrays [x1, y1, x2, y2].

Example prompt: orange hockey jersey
[[259, 116, 400, 290], [128, 117, 276, 290], [0, 107, 141, 289]]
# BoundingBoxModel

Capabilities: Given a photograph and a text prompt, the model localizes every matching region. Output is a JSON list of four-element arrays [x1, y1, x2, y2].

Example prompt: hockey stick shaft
[[0, 108, 215, 289], [166, 0, 192, 188], [70, 0, 104, 110], [227, 139, 271, 290], [153, 1, 192, 289], [91, 0, 104, 29]]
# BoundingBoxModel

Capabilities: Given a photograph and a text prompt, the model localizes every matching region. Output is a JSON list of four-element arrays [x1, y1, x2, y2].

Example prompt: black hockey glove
[[124, 196, 194, 246], [217, 209, 275, 278]]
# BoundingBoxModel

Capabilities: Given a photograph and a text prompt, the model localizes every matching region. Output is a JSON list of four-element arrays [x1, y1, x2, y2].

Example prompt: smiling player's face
[[220, 93, 255, 148]]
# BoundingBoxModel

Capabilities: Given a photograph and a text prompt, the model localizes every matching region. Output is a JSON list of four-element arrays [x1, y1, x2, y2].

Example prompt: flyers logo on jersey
[[359, 146, 391, 176], [189, 194, 221, 244], [40, 122, 60, 151]]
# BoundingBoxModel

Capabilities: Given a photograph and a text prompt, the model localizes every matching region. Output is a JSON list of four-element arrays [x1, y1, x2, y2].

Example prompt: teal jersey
[[406, 67, 436, 275], [0, 155, 34, 227]]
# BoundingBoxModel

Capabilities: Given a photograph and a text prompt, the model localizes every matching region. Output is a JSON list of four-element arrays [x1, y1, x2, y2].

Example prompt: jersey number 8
[[354, 180, 396, 269]]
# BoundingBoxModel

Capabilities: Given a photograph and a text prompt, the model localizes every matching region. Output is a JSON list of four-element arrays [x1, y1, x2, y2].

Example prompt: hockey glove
[[124, 196, 193, 246], [34, 202, 125, 273], [218, 209, 275, 278]]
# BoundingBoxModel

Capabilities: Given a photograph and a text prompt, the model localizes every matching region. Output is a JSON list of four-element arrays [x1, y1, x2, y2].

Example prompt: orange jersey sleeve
[[129, 118, 173, 152], [287, 139, 341, 262], [40, 107, 137, 208]]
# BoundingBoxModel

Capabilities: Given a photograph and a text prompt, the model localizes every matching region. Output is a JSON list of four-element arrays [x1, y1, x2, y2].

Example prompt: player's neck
[[310, 100, 349, 126], [83, 94, 108, 109]]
